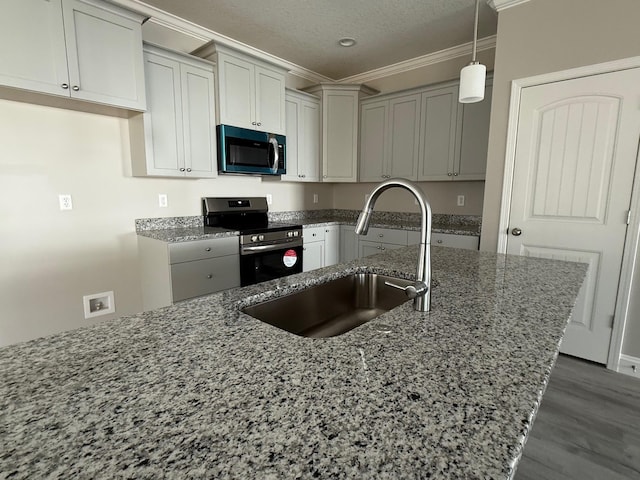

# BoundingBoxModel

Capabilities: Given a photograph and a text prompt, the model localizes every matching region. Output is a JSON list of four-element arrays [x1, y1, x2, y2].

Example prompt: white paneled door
[[507, 68, 640, 364]]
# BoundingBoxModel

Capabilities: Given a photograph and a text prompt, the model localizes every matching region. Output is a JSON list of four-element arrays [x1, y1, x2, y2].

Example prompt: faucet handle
[[384, 281, 428, 299]]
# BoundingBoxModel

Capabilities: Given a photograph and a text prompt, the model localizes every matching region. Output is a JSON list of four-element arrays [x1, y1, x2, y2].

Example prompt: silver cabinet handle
[[72, 85, 79, 91], [447, 173, 453, 176], [206, 274, 213, 279], [511, 227, 522, 236], [453, 172, 458, 176], [186, 168, 192, 172], [257, 122, 261, 126], [378, 234, 383, 238], [205, 247, 211, 252], [179, 167, 185, 172], [61, 83, 69, 90], [251, 121, 257, 125]]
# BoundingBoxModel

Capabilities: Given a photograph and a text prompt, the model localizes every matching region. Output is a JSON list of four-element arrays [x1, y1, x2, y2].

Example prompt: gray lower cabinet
[[358, 227, 409, 258], [339, 225, 358, 262], [138, 235, 240, 311]]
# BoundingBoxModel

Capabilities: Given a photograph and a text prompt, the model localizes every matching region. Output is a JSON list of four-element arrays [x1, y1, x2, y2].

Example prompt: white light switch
[[159, 194, 168, 208], [313, 193, 319, 204], [457, 195, 465, 207]]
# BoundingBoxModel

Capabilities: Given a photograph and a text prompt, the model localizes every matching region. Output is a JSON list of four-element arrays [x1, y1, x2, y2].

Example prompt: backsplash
[[135, 210, 481, 231], [269, 209, 481, 227]]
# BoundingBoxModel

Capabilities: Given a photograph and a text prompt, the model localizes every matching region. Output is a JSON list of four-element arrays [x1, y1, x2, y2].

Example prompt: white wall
[[0, 99, 332, 347]]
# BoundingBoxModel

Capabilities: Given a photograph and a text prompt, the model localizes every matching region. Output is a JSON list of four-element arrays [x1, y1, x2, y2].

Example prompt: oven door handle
[[242, 242, 301, 254]]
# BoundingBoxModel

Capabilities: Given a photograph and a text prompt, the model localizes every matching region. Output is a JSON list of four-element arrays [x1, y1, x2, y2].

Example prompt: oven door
[[240, 244, 303, 287]]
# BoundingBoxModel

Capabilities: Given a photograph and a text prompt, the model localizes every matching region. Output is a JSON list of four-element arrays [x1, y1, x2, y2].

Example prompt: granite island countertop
[[0, 246, 586, 479]]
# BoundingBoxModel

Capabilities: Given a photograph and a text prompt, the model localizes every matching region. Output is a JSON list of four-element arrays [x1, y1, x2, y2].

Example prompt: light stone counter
[[0, 246, 586, 479]]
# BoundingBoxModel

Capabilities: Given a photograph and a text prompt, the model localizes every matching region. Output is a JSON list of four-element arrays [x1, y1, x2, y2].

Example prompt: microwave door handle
[[268, 137, 279, 174]]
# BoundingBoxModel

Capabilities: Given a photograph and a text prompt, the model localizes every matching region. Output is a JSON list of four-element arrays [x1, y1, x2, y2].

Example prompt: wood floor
[[515, 354, 640, 480]]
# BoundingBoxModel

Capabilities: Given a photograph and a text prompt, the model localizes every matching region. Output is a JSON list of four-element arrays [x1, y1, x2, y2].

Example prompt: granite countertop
[[0, 246, 586, 479], [136, 215, 479, 243]]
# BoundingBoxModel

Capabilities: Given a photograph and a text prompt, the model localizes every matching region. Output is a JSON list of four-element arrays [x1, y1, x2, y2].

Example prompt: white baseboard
[[617, 355, 640, 379]]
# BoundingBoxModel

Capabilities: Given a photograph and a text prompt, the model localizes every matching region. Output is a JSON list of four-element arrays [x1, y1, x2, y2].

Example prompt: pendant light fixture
[[459, 0, 486, 103]]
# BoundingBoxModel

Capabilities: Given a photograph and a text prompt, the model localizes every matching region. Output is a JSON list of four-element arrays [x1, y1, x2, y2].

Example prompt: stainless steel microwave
[[217, 124, 286, 175]]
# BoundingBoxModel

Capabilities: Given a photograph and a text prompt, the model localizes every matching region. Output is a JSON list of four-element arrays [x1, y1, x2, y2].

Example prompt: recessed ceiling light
[[338, 37, 356, 47]]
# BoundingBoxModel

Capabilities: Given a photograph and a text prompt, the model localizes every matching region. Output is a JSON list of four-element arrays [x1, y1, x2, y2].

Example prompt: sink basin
[[241, 273, 413, 338]]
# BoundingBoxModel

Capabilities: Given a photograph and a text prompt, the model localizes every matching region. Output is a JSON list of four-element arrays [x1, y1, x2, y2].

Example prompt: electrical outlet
[[58, 194, 73, 211], [158, 194, 168, 208], [457, 195, 465, 207], [266, 194, 273, 205], [83, 291, 115, 319], [313, 193, 319, 204]]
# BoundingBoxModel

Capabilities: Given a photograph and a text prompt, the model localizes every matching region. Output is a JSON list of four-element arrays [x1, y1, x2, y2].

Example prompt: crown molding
[[108, 0, 332, 84], [337, 35, 496, 84], [486, 0, 531, 12]]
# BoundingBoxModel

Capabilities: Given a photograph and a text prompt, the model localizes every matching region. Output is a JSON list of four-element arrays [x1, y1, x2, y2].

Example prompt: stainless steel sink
[[241, 273, 413, 338]]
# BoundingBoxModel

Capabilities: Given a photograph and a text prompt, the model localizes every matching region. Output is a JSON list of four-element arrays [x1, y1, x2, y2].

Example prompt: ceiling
[[140, 0, 498, 80]]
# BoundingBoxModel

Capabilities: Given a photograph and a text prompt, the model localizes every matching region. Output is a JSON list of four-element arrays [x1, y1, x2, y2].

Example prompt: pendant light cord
[[472, 0, 479, 63]]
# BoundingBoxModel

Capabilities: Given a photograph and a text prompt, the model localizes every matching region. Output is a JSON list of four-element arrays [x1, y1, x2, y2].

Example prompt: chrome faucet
[[355, 178, 432, 312]]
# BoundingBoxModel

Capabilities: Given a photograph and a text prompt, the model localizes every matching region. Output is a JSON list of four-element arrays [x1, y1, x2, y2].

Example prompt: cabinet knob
[[447, 173, 453, 176], [72, 85, 80, 91], [179, 167, 186, 172], [205, 247, 211, 251], [437, 239, 443, 244], [378, 234, 383, 238], [186, 168, 192, 172], [206, 274, 213, 279], [251, 121, 257, 125], [453, 172, 458, 176], [381, 247, 386, 251], [323, 175, 327, 178], [61, 83, 69, 90], [257, 122, 262, 126], [377, 246, 381, 249], [303, 247, 306, 251]]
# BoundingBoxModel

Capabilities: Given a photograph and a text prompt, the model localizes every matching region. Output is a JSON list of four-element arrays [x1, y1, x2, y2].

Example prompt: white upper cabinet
[[304, 84, 377, 182], [283, 89, 321, 182], [199, 45, 286, 134], [456, 78, 493, 180], [130, 44, 216, 178], [417, 78, 493, 181], [0, 0, 146, 110], [418, 84, 461, 181], [359, 93, 421, 182]]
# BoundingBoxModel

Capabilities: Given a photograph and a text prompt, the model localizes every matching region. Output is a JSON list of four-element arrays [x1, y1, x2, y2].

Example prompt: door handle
[[511, 227, 522, 236]]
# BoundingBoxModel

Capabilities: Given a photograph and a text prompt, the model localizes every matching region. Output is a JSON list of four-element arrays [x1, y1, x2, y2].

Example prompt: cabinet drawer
[[303, 226, 325, 242], [359, 227, 407, 246], [171, 255, 240, 302], [169, 236, 238, 264], [432, 233, 479, 250]]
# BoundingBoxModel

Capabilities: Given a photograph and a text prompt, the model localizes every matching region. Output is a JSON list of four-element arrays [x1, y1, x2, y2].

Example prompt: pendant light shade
[[459, 0, 486, 103], [459, 62, 486, 103]]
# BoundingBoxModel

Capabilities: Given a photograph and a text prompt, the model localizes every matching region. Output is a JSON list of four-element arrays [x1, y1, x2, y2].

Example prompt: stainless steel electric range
[[202, 197, 303, 286]]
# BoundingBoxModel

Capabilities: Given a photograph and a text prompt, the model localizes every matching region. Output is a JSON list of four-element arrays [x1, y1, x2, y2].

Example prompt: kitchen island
[[0, 246, 586, 479]]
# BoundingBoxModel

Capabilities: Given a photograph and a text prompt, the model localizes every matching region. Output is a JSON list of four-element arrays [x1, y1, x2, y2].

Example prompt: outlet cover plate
[[83, 291, 115, 319]]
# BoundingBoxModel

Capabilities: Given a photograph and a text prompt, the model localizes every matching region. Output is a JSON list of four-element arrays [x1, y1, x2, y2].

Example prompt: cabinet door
[[418, 85, 460, 181], [141, 52, 184, 176], [358, 241, 403, 257], [298, 99, 321, 181], [255, 65, 286, 134], [323, 91, 359, 182], [171, 254, 240, 302], [0, 0, 69, 97], [456, 81, 492, 180], [432, 233, 479, 250], [359, 100, 388, 182], [340, 225, 358, 263], [181, 64, 217, 178], [62, 0, 145, 110], [324, 226, 340, 267], [283, 97, 300, 180], [388, 94, 421, 179], [217, 52, 254, 129], [303, 241, 324, 272]]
